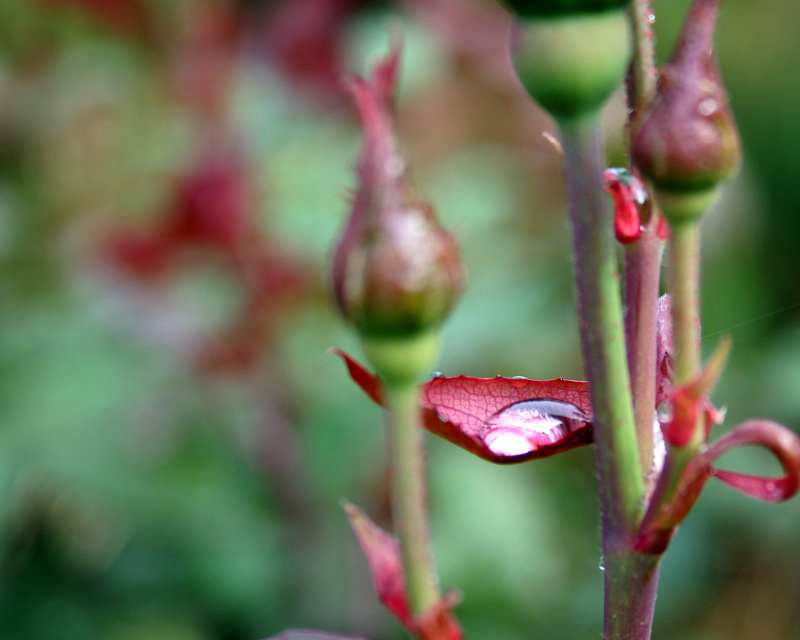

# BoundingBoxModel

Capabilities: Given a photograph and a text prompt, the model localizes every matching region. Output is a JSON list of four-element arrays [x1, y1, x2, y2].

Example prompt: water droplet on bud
[[698, 97, 719, 117]]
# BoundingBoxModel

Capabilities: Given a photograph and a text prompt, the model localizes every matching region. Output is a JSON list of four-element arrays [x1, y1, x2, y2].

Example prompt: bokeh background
[[0, 0, 799, 638]]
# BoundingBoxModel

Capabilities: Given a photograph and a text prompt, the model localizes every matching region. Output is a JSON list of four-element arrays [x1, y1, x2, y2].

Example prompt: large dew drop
[[481, 399, 589, 459]]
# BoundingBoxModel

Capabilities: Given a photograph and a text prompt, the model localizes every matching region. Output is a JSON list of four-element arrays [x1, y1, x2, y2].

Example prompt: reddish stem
[[624, 216, 664, 476]]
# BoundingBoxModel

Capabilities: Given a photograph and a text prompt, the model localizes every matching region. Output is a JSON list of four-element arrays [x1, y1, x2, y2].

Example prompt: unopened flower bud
[[632, 0, 740, 223], [332, 46, 464, 343], [508, 3, 631, 120], [503, 0, 628, 18]]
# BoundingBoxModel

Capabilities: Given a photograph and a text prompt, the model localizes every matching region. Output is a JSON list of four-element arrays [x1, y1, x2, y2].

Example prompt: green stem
[[560, 116, 645, 532], [561, 116, 654, 639], [385, 380, 440, 615], [669, 222, 702, 386]]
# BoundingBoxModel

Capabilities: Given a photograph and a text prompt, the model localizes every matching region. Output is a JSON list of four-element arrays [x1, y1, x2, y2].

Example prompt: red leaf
[[343, 502, 411, 626], [333, 350, 593, 463], [635, 452, 713, 553], [332, 349, 383, 406], [637, 419, 800, 553], [604, 168, 644, 244], [343, 502, 462, 640], [705, 420, 800, 501], [661, 337, 730, 447]]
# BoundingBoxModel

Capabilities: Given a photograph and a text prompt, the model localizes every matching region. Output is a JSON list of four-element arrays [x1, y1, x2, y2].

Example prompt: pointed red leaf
[[661, 337, 730, 447], [343, 502, 411, 626], [333, 350, 593, 463], [414, 592, 463, 640], [343, 502, 462, 640], [332, 349, 384, 406]]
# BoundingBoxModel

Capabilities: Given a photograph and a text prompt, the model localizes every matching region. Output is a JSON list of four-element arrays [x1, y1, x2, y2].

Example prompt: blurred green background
[[0, 0, 799, 638]]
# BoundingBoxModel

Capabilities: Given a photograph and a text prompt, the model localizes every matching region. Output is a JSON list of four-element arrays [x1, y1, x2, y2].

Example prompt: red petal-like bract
[[637, 420, 800, 553], [604, 169, 643, 244], [661, 337, 730, 447], [334, 350, 593, 464], [344, 503, 462, 640]]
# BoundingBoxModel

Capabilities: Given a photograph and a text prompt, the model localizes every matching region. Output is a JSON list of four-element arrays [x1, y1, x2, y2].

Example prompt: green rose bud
[[509, 7, 631, 120]]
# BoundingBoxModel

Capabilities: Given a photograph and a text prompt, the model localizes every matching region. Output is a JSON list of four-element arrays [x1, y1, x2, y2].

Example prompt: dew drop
[[431, 371, 444, 378], [484, 429, 535, 457], [698, 97, 719, 117], [480, 399, 589, 457], [647, 12, 656, 24]]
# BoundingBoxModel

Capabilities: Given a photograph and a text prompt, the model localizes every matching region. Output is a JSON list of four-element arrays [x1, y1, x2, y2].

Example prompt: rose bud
[[506, 1, 631, 120], [632, 0, 740, 223], [502, 0, 629, 17], [332, 45, 464, 367]]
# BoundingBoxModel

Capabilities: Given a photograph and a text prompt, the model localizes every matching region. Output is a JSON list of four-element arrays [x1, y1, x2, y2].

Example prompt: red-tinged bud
[[332, 46, 464, 345], [632, 0, 740, 223]]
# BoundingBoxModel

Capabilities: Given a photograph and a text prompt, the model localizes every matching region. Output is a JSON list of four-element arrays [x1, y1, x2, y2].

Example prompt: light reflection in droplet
[[480, 399, 589, 458], [698, 97, 719, 117]]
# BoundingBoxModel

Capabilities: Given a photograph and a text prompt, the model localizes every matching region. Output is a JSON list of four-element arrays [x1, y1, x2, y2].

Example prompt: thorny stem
[[624, 220, 663, 475], [560, 117, 645, 531], [560, 116, 654, 640], [385, 382, 441, 615], [625, 0, 663, 477]]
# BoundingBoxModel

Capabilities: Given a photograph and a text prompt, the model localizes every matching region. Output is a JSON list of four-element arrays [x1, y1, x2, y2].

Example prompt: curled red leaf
[[604, 168, 644, 244], [704, 420, 800, 502], [333, 350, 593, 463], [343, 502, 462, 640], [637, 420, 800, 553]]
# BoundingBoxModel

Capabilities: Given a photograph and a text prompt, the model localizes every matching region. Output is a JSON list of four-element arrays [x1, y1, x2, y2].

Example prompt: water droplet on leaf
[[480, 399, 589, 458]]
